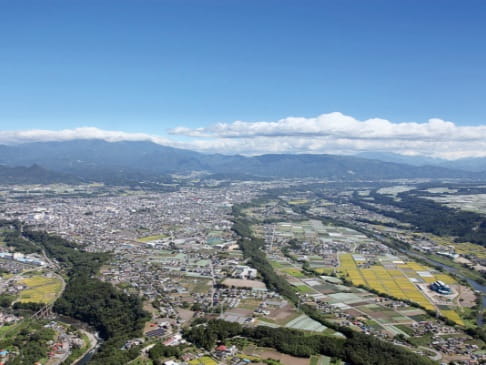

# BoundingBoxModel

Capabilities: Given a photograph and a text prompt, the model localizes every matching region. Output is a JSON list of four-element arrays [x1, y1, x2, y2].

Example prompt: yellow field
[[189, 356, 218, 365], [339, 255, 465, 326], [339, 254, 366, 286], [426, 234, 486, 260], [136, 234, 167, 243], [339, 254, 435, 311], [312, 267, 334, 274], [441, 310, 464, 326], [288, 199, 310, 205], [453, 242, 486, 259], [19, 275, 63, 304], [434, 274, 457, 285]]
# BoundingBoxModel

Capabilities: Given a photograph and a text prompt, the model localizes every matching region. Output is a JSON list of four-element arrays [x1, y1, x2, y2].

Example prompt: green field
[[136, 234, 168, 242], [295, 285, 314, 293], [19, 275, 63, 304], [281, 267, 306, 278], [310, 355, 332, 365]]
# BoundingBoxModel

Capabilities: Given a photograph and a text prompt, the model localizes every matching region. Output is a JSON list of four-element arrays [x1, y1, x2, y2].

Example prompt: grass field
[[270, 260, 287, 268], [288, 199, 310, 205], [311, 267, 334, 275], [19, 275, 63, 304], [136, 234, 168, 242], [128, 357, 153, 365], [188, 356, 218, 365], [280, 267, 306, 278], [311, 355, 332, 365], [295, 285, 315, 293], [453, 242, 486, 260]]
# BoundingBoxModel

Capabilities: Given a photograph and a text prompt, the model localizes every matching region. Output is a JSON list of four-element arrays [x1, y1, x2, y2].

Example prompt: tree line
[[230, 206, 436, 365], [352, 191, 486, 247], [1, 221, 149, 365], [184, 319, 435, 365]]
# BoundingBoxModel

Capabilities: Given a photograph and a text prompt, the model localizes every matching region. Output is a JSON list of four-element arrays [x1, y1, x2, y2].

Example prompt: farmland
[[188, 356, 218, 365], [136, 233, 168, 243], [18, 274, 64, 304], [425, 193, 486, 215], [338, 253, 465, 325]]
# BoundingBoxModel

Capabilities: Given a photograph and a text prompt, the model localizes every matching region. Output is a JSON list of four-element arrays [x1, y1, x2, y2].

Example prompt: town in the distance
[[0, 152, 485, 365]]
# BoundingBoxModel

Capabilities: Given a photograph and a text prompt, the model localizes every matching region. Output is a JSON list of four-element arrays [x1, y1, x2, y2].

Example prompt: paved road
[[72, 329, 99, 365]]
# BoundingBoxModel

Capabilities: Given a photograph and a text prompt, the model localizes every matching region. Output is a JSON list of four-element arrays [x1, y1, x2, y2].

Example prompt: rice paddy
[[338, 254, 467, 325], [136, 234, 168, 243], [339, 254, 434, 311], [18, 275, 63, 304], [441, 310, 464, 326]]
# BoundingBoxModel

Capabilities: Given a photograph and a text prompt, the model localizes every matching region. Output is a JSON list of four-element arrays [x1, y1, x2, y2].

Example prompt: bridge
[[32, 304, 54, 320]]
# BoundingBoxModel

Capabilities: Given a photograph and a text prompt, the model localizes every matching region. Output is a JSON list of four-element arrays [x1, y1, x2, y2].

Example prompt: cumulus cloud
[[169, 112, 485, 141], [168, 112, 486, 159], [1, 113, 486, 159], [0, 127, 174, 146]]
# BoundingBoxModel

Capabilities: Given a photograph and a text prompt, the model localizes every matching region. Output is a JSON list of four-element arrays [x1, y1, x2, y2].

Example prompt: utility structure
[[32, 304, 54, 320]]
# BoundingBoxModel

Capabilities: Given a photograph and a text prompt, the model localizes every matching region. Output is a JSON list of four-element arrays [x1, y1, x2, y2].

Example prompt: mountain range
[[0, 140, 485, 184], [357, 152, 486, 172]]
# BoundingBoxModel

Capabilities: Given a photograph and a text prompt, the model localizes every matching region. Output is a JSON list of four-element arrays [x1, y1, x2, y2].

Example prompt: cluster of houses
[[0, 252, 46, 267]]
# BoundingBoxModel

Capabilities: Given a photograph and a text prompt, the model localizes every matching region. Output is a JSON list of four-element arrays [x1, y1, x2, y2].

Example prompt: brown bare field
[[455, 284, 477, 308], [258, 348, 310, 365], [222, 278, 266, 289], [267, 304, 300, 325]]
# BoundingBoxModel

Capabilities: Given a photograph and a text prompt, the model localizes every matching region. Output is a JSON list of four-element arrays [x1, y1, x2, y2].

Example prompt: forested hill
[[0, 164, 81, 184], [0, 221, 149, 364], [0, 139, 483, 182]]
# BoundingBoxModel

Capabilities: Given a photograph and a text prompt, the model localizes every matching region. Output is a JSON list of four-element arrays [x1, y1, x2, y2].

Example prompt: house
[[214, 344, 237, 358], [232, 265, 257, 280]]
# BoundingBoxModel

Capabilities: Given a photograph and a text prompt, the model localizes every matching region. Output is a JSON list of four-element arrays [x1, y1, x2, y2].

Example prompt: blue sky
[[1, 0, 486, 158]]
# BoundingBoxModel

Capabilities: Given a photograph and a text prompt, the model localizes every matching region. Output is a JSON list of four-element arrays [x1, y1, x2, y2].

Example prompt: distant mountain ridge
[[0, 139, 484, 183], [357, 152, 486, 172], [0, 164, 80, 184]]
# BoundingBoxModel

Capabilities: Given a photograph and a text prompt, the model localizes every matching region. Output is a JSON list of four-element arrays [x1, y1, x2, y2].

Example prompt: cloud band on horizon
[[1, 112, 486, 160]]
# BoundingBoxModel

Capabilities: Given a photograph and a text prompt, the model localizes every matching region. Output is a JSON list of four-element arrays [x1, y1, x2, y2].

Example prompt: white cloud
[[168, 112, 486, 159], [0, 127, 173, 146], [1, 113, 486, 159], [169, 112, 484, 141]]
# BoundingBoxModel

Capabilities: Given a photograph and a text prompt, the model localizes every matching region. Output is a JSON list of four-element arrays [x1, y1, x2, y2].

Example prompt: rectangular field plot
[[284, 314, 327, 332], [339, 254, 436, 311], [280, 267, 306, 278], [441, 309, 464, 326], [19, 275, 63, 304]]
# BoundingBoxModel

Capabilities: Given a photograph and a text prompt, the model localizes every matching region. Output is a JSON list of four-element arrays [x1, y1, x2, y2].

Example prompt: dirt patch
[[177, 308, 195, 323], [143, 300, 158, 315], [222, 278, 267, 289], [344, 309, 363, 317], [257, 348, 310, 365], [226, 308, 253, 316], [268, 304, 298, 324], [455, 284, 477, 308]]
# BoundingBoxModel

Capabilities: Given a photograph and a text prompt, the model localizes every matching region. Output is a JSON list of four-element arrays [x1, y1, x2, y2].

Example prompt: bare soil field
[[258, 348, 310, 365], [222, 278, 266, 289]]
